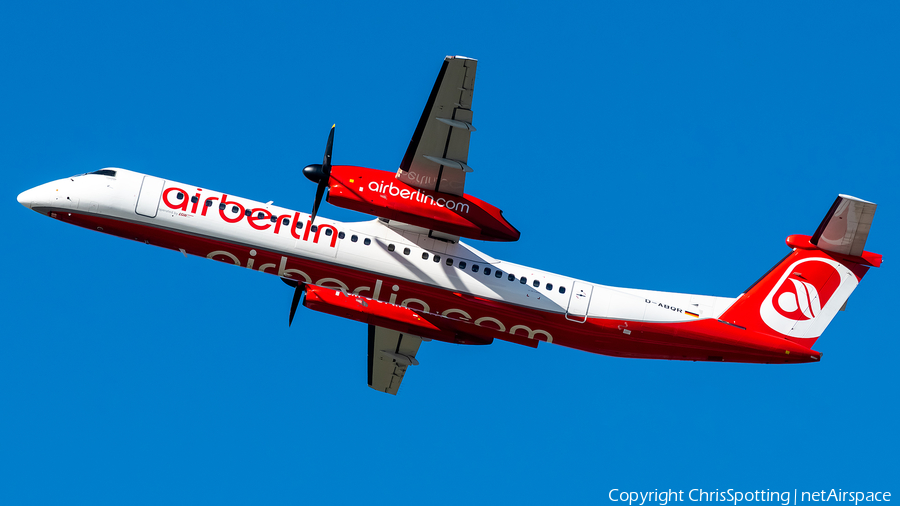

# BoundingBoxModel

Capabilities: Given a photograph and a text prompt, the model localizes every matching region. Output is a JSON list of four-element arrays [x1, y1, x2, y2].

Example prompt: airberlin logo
[[774, 278, 826, 321], [365, 180, 470, 214], [759, 257, 854, 338], [161, 186, 337, 248]]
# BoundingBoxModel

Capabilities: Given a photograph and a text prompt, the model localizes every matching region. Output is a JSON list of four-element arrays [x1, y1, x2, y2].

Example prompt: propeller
[[302, 125, 335, 224], [281, 277, 306, 327]]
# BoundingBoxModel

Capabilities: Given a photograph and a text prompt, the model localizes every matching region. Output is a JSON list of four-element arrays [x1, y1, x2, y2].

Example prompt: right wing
[[396, 55, 477, 197], [367, 325, 423, 395]]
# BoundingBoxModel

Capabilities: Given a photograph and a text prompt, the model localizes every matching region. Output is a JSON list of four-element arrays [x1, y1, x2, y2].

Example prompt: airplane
[[17, 55, 882, 395]]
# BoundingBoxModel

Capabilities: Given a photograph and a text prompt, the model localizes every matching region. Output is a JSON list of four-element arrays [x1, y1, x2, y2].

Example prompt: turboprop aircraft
[[17, 56, 882, 395]]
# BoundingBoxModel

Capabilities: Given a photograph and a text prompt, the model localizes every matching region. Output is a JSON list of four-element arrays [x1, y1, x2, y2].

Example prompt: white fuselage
[[18, 168, 736, 336]]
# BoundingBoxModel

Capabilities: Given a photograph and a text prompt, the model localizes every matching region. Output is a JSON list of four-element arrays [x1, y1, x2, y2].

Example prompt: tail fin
[[719, 195, 881, 348]]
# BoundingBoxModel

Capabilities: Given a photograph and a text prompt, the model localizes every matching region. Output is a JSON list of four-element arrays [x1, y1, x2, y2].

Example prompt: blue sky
[[2, 1, 898, 504]]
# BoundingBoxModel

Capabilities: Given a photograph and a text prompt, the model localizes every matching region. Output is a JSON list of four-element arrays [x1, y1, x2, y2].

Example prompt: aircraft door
[[565, 281, 594, 323], [135, 176, 165, 218]]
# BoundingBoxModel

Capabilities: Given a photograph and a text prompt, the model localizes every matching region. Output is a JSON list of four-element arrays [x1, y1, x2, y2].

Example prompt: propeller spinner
[[302, 125, 335, 224]]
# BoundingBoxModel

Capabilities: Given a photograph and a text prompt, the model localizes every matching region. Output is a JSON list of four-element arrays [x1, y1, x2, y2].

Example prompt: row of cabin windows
[[174, 196, 373, 244], [171, 194, 567, 294], [384, 243, 566, 294], [173, 195, 355, 239]]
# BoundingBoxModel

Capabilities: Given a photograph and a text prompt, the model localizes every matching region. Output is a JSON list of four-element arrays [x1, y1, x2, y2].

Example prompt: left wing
[[396, 55, 477, 197], [368, 325, 423, 395]]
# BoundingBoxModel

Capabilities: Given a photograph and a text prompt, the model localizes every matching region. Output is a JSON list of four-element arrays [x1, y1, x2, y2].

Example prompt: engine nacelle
[[326, 165, 520, 242], [302, 284, 493, 345]]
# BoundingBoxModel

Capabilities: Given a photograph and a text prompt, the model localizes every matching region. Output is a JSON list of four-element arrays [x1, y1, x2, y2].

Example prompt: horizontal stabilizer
[[811, 195, 877, 257]]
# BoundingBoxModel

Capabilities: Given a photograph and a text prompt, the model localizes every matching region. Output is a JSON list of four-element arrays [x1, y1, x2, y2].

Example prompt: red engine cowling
[[326, 165, 520, 242], [302, 284, 493, 345]]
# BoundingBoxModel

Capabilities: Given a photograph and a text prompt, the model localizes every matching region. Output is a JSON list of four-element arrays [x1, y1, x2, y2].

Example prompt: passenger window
[[338, 232, 345, 239], [403, 247, 410, 255], [232, 205, 239, 213], [559, 286, 566, 294], [269, 216, 277, 223], [244, 209, 252, 217], [325, 228, 333, 236], [219, 203, 226, 211], [508, 274, 515, 281], [471, 264, 479, 273], [282, 218, 290, 226], [446, 258, 453, 266], [351, 235, 358, 242], [388, 244, 395, 252], [433, 255, 441, 263], [533, 280, 540, 288], [484, 267, 491, 275], [364, 238, 371, 245], [191, 196, 199, 203], [459, 261, 467, 269], [177, 192, 184, 200], [205, 199, 213, 207], [546, 283, 553, 291], [295, 221, 303, 229], [311, 225, 318, 233], [495, 270, 502, 278], [422, 252, 429, 260], [520, 277, 527, 284], [257, 212, 265, 219]]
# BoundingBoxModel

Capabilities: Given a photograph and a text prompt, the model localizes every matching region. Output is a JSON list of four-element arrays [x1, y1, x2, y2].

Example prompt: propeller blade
[[307, 125, 335, 226], [323, 124, 334, 172], [289, 283, 304, 327], [311, 179, 327, 223]]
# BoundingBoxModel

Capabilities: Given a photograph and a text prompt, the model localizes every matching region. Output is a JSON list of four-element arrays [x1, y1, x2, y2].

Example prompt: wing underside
[[396, 56, 477, 197], [367, 325, 423, 395]]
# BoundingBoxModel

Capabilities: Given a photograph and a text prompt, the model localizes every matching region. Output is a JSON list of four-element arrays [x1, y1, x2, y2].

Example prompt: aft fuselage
[[17, 168, 821, 363]]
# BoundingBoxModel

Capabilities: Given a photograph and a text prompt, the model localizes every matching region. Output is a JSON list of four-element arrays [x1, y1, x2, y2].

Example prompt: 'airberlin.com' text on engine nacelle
[[325, 165, 520, 241]]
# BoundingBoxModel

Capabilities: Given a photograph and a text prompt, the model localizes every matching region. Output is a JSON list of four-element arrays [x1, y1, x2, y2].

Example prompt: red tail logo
[[760, 257, 851, 337], [772, 260, 841, 321], [774, 279, 820, 320]]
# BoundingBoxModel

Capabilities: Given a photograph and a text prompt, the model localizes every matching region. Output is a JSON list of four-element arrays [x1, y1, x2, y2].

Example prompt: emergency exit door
[[565, 281, 594, 323]]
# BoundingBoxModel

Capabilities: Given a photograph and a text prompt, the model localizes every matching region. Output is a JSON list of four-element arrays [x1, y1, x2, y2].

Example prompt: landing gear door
[[135, 176, 166, 218], [565, 281, 594, 323]]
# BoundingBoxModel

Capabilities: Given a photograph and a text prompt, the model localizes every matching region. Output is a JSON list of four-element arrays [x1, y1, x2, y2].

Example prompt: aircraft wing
[[396, 55, 477, 197], [367, 325, 423, 395]]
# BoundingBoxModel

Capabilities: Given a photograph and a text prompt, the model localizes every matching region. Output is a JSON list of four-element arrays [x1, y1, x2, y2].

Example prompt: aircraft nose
[[17, 188, 36, 209]]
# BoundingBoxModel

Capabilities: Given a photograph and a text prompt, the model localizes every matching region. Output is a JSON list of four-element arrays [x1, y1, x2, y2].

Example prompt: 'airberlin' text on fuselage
[[205, 247, 554, 344], [161, 186, 337, 247]]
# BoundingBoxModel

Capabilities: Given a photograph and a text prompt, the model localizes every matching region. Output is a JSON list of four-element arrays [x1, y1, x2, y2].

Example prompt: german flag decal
[[685, 311, 700, 318]]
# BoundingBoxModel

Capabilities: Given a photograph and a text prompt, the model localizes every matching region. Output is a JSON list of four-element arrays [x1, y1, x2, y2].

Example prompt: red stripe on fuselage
[[50, 210, 820, 364]]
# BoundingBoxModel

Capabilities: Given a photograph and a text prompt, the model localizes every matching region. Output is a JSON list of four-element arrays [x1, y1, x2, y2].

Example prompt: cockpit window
[[87, 169, 117, 177]]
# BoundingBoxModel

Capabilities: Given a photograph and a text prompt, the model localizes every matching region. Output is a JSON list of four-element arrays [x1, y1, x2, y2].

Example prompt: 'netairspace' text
[[608, 490, 891, 506]]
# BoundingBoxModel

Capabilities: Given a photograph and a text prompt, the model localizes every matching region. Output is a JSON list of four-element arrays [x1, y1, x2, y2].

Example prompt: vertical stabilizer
[[718, 196, 880, 348]]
